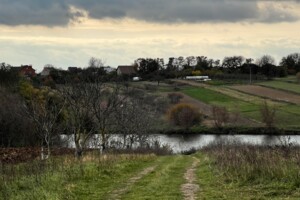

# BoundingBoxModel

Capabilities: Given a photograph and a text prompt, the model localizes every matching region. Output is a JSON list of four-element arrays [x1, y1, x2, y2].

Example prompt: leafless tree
[[256, 55, 276, 67], [26, 89, 65, 159], [113, 89, 160, 149], [59, 81, 98, 157], [211, 105, 229, 128], [88, 81, 125, 152], [260, 101, 277, 129], [88, 57, 104, 68]]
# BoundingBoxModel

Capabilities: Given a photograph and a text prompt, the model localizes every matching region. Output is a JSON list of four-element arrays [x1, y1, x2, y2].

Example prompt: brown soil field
[[230, 85, 300, 105]]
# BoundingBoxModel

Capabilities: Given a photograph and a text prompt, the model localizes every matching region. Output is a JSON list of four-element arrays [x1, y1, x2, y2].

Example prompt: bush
[[167, 93, 183, 104], [167, 103, 202, 129], [260, 101, 277, 128], [211, 105, 229, 128], [296, 72, 300, 83]]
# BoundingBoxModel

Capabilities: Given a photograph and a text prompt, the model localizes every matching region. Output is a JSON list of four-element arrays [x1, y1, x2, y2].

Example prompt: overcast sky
[[0, 0, 300, 71]]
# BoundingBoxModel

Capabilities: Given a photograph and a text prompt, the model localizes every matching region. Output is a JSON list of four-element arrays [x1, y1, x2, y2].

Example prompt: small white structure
[[132, 77, 141, 81], [186, 76, 211, 81]]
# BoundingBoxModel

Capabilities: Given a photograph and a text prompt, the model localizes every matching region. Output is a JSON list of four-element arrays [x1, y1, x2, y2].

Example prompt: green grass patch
[[258, 80, 300, 94], [195, 152, 300, 199], [122, 155, 193, 200], [274, 76, 297, 83], [182, 87, 260, 114], [0, 154, 157, 200], [182, 86, 300, 128]]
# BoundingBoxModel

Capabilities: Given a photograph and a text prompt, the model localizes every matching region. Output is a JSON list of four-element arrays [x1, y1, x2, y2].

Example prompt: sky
[[0, 0, 300, 72]]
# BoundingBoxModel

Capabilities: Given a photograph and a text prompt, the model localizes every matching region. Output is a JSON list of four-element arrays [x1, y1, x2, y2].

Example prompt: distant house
[[40, 67, 53, 76], [11, 65, 36, 77], [117, 65, 136, 76]]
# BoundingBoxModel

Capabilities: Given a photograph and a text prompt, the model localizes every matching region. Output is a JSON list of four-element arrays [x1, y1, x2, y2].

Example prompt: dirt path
[[108, 165, 157, 200], [181, 157, 200, 200]]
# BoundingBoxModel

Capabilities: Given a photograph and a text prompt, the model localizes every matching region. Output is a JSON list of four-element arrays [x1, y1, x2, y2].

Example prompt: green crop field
[[182, 86, 300, 128], [274, 75, 297, 83], [258, 80, 300, 94]]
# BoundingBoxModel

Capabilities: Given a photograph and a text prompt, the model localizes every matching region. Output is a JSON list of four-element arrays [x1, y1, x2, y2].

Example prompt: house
[[40, 67, 53, 76], [117, 65, 136, 76], [11, 65, 36, 77]]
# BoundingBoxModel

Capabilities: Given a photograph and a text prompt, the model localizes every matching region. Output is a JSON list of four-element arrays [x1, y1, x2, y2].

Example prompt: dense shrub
[[297, 72, 300, 83], [211, 105, 229, 128], [204, 144, 300, 187], [167, 103, 202, 129], [167, 93, 183, 104]]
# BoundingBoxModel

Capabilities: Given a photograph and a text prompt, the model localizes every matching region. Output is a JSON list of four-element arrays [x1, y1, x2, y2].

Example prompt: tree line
[[134, 53, 300, 81]]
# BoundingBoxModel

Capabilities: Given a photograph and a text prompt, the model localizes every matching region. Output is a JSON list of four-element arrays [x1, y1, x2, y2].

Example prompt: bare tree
[[60, 82, 96, 157], [88, 81, 125, 152], [88, 57, 104, 68], [260, 101, 277, 129], [26, 89, 65, 159], [211, 105, 229, 128], [113, 89, 160, 148], [256, 55, 276, 67]]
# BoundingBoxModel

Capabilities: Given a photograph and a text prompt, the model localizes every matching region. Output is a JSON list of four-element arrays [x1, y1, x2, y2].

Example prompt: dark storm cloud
[[0, 0, 298, 26]]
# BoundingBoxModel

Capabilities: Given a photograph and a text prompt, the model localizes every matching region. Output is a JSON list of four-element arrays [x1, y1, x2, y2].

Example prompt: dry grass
[[203, 142, 300, 187]]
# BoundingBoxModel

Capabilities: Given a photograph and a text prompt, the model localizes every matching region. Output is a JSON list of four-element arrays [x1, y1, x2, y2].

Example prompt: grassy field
[[181, 86, 300, 128], [258, 80, 300, 94], [196, 146, 300, 199], [274, 76, 297, 83], [1, 149, 300, 200]]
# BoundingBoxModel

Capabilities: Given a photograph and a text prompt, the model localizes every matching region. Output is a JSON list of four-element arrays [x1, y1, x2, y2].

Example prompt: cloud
[[0, 0, 299, 26]]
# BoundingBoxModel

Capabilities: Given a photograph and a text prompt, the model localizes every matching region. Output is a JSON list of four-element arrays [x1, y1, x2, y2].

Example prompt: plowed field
[[230, 85, 300, 104]]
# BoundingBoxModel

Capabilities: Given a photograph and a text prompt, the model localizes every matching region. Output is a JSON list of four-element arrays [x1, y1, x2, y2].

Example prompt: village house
[[10, 65, 36, 77], [40, 67, 53, 76], [117, 65, 136, 76]]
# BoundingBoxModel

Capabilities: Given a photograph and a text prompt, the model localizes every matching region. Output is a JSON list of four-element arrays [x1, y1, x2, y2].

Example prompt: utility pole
[[246, 58, 254, 84]]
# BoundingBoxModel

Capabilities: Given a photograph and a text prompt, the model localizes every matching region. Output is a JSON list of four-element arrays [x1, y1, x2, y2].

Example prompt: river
[[61, 134, 300, 153]]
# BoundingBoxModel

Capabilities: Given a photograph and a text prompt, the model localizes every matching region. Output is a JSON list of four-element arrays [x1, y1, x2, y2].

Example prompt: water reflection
[[62, 134, 300, 153]]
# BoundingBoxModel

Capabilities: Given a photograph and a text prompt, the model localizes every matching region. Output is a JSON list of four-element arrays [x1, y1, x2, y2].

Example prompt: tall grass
[[0, 152, 156, 199], [203, 142, 300, 187]]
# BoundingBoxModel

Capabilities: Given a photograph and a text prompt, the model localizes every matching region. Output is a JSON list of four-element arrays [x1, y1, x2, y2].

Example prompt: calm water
[[62, 134, 300, 153]]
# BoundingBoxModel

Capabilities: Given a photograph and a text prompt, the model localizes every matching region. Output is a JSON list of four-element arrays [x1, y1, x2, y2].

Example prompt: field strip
[[230, 85, 300, 105], [256, 81, 300, 95], [172, 79, 286, 106], [178, 92, 259, 126], [181, 156, 200, 200], [211, 86, 284, 106], [108, 165, 157, 200]]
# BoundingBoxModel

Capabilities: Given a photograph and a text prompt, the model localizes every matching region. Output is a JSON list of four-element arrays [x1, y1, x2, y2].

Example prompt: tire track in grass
[[108, 165, 157, 200], [122, 155, 193, 200], [181, 157, 200, 200]]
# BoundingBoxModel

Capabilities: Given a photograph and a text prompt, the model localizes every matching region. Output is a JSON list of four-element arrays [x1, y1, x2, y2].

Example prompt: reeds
[[203, 141, 300, 187]]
